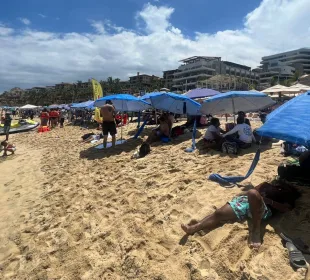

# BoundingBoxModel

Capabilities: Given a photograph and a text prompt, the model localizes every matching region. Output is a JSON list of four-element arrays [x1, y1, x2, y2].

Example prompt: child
[[1, 140, 16, 156]]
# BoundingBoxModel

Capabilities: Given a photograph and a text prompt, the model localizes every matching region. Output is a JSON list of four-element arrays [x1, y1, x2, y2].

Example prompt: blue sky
[[0, 0, 309, 92], [2, 0, 261, 36]]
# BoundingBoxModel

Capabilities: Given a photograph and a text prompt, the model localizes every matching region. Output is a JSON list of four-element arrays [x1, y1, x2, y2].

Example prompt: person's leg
[[247, 189, 264, 248], [181, 203, 238, 235], [103, 135, 108, 148], [112, 135, 116, 147]]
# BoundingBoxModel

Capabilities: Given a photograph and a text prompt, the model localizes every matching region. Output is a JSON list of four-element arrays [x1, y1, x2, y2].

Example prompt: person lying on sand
[[1, 140, 16, 156], [146, 115, 170, 144], [181, 180, 300, 249]]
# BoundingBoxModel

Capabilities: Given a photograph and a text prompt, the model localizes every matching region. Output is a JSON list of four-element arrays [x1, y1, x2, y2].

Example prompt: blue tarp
[[94, 94, 151, 112], [256, 92, 310, 147], [149, 92, 201, 115]]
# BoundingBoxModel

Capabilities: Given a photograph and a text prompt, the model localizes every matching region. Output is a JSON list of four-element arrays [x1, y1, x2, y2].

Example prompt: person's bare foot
[[249, 229, 261, 249], [181, 219, 199, 235]]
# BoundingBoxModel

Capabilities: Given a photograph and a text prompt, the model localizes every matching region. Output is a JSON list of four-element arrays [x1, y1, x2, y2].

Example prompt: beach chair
[[208, 149, 261, 187]]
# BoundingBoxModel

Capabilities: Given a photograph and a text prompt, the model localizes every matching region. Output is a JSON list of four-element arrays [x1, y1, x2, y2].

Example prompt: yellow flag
[[92, 79, 103, 123]]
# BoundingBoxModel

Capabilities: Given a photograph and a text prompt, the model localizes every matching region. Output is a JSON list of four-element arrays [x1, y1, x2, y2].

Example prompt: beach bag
[[139, 142, 151, 158], [222, 141, 238, 155]]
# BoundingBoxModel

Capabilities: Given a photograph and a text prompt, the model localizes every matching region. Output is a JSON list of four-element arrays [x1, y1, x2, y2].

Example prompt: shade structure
[[283, 83, 310, 93], [200, 91, 275, 115], [256, 92, 310, 147], [149, 92, 201, 115], [261, 84, 288, 93], [71, 100, 95, 108], [94, 94, 151, 112], [184, 88, 220, 99], [20, 104, 38, 109], [140, 92, 162, 103]]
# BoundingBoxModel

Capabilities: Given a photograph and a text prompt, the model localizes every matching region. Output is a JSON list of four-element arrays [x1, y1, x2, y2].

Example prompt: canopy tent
[[200, 91, 275, 115], [94, 94, 151, 112], [149, 92, 201, 115], [256, 92, 310, 147], [20, 104, 38, 109], [71, 100, 95, 109], [261, 84, 288, 93], [183, 88, 220, 99]]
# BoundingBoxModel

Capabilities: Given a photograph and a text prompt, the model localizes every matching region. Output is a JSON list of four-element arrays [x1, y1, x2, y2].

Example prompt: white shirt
[[223, 123, 256, 143], [204, 125, 221, 140]]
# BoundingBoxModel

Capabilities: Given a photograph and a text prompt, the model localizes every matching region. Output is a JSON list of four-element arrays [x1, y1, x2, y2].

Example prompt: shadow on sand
[[79, 137, 143, 160]]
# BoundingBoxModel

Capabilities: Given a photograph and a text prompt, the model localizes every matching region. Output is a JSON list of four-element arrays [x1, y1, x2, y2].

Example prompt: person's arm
[[223, 125, 238, 137], [263, 197, 292, 212]]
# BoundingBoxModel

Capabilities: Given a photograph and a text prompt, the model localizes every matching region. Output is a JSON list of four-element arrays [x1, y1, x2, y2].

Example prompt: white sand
[[0, 122, 310, 279]]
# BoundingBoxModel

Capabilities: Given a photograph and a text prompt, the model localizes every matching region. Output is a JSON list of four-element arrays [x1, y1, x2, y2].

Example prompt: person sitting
[[223, 117, 257, 148], [181, 180, 300, 249], [203, 118, 225, 149], [146, 115, 170, 144], [1, 140, 16, 156], [238, 111, 251, 126]]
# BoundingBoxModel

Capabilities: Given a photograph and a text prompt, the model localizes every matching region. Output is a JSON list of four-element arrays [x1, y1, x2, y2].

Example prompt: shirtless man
[[100, 100, 116, 148]]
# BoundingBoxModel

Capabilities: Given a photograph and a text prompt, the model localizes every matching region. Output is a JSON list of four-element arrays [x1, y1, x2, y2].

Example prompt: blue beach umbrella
[[71, 100, 95, 108], [256, 92, 310, 147], [94, 94, 151, 112], [200, 91, 275, 115], [150, 92, 201, 152], [149, 92, 201, 115]]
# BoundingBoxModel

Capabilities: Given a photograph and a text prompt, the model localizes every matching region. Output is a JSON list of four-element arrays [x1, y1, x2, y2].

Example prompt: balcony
[[173, 73, 213, 82], [174, 65, 215, 76]]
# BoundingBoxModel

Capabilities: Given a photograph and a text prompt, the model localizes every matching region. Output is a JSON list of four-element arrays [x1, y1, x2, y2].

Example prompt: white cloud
[[18, 17, 31, 25], [0, 23, 14, 36], [136, 3, 174, 33], [91, 21, 105, 34], [38, 14, 47, 18], [1, 0, 310, 92]]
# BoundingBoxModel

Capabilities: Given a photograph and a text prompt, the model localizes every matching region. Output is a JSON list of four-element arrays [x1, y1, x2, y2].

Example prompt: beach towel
[[209, 149, 261, 186]]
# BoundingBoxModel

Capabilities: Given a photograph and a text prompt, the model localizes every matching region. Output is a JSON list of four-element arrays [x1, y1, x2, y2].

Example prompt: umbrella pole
[[232, 97, 236, 123]]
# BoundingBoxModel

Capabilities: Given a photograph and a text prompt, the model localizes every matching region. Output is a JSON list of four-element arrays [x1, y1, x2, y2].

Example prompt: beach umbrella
[[261, 84, 288, 94], [184, 88, 220, 99], [94, 94, 151, 112], [256, 92, 310, 147], [71, 100, 95, 108], [140, 92, 162, 103], [149, 92, 201, 115], [200, 91, 275, 115]]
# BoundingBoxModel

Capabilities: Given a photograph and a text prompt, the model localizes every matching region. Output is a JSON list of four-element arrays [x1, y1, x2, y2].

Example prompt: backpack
[[222, 141, 238, 155], [139, 142, 151, 158]]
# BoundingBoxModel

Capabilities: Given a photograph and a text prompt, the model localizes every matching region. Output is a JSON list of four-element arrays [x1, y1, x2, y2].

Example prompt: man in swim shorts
[[100, 100, 116, 148], [181, 181, 300, 249]]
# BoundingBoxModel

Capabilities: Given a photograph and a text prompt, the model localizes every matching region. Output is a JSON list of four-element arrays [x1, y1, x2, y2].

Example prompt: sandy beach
[[1, 121, 310, 280]]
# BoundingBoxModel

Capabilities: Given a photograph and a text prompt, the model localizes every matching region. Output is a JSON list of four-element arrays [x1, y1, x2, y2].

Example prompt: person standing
[[3, 112, 12, 141], [100, 100, 116, 148], [40, 108, 49, 126]]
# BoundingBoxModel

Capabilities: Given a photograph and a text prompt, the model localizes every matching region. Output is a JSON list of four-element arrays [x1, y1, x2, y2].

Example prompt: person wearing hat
[[238, 111, 251, 126], [3, 112, 12, 141]]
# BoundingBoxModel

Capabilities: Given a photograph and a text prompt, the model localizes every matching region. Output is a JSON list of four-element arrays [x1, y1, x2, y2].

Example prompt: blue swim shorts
[[228, 195, 272, 221]]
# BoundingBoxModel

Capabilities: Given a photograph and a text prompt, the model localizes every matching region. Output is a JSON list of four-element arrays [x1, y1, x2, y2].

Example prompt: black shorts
[[102, 121, 117, 136]]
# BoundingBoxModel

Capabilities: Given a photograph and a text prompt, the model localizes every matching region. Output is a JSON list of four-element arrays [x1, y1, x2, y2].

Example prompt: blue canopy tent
[[200, 91, 275, 117], [149, 92, 201, 152], [256, 92, 310, 147], [93, 94, 151, 148], [140, 92, 162, 103]]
